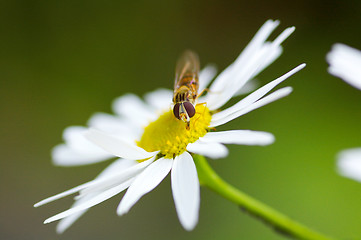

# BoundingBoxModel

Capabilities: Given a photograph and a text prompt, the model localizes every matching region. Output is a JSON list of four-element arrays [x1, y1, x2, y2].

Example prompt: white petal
[[56, 158, 131, 234], [171, 152, 200, 231], [78, 157, 154, 198], [63, 126, 110, 154], [77, 158, 137, 197], [58, 157, 133, 233], [199, 80, 260, 104], [199, 65, 217, 93], [34, 158, 154, 207], [143, 88, 173, 111], [251, 27, 294, 77], [205, 25, 295, 111], [87, 112, 142, 140], [56, 193, 96, 234], [252, 45, 282, 79], [34, 182, 96, 208], [87, 112, 123, 130], [210, 86, 293, 128], [211, 64, 305, 123], [273, 26, 295, 47], [112, 94, 157, 126], [234, 80, 260, 96], [205, 20, 285, 110], [187, 141, 228, 159], [98, 158, 137, 178], [117, 157, 173, 215], [201, 130, 274, 146], [327, 43, 361, 90], [337, 148, 361, 182], [207, 37, 292, 111], [205, 47, 267, 110], [44, 179, 134, 224], [52, 144, 112, 166], [207, 20, 279, 95], [56, 157, 133, 232], [56, 159, 136, 234], [241, 20, 281, 61], [84, 129, 158, 160], [56, 159, 140, 232]]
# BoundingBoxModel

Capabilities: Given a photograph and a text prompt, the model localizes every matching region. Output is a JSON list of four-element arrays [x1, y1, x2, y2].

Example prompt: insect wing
[[174, 50, 200, 90]]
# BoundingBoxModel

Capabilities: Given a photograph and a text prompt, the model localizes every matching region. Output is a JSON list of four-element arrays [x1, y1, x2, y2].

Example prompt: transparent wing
[[174, 50, 200, 89]]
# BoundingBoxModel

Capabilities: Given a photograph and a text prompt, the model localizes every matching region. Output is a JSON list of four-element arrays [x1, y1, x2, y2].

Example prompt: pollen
[[137, 104, 212, 159]]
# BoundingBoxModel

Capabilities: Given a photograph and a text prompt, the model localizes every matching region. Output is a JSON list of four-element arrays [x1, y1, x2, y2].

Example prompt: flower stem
[[193, 155, 336, 240]]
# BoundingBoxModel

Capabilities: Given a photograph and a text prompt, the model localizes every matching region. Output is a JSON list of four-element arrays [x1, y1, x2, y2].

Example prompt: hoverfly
[[172, 50, 200, 129]]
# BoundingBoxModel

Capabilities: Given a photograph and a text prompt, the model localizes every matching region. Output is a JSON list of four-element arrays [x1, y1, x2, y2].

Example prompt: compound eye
[[173, 103, 181, 120], [183, 102, 195, 118]]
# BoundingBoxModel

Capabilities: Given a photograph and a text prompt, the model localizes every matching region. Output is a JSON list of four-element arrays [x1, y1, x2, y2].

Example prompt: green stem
[[193, 155, 336, 240]]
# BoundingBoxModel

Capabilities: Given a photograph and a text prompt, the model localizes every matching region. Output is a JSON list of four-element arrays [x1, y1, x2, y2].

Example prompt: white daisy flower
[[327, 43, 361, 182], [327, 43, 361, 90], [35, 19, 306, 233], [337, 148, 361, 183]]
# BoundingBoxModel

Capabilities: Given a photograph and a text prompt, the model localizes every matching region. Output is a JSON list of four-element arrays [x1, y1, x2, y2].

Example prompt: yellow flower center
[[137, 104, 212, 159]]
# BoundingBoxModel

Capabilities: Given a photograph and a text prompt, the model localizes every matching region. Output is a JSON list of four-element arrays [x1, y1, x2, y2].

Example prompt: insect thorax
[[173, 86, 195, 103]]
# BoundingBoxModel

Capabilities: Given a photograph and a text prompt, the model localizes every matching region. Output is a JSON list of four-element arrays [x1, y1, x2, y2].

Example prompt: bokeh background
[[1, 0, 361, 239]]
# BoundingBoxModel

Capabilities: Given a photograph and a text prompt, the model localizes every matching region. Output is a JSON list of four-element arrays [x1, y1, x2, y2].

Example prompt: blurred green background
[[1, 0, 361, 239]]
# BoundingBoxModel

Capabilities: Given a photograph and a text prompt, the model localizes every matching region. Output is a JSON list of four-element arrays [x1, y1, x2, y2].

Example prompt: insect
[[172, 50, 200, 129]]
